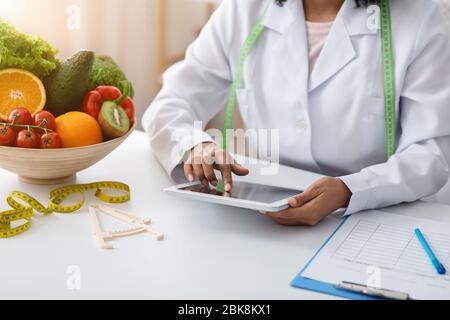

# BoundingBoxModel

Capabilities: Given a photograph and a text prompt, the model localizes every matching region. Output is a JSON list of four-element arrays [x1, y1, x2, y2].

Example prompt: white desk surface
[[1, 130, 450, 300]]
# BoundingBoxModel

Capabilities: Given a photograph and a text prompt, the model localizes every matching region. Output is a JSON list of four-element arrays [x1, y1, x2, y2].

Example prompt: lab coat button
[[296, 120, 308, 130]]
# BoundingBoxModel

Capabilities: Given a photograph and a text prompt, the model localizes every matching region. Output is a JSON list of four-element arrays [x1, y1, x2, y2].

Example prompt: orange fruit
[[55, 112, 103, 148], [0, 69, 46, 121]]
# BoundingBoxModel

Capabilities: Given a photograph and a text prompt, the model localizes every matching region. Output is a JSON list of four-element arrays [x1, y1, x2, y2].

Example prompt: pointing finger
[[216, 150, 233, 192]]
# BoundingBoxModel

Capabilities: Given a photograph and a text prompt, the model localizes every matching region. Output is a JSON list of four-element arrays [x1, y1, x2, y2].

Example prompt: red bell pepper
[[82, 81, 135, 125]]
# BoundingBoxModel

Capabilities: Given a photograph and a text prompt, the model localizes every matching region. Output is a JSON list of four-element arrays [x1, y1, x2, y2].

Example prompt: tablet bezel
[[163, 182, 302, 213]]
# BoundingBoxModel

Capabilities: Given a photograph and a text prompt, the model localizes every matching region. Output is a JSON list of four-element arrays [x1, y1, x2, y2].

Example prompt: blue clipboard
[[290, 218, 383, 300]]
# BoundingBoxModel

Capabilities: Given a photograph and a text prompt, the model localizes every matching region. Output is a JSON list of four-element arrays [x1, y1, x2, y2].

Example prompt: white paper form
[[302, 211, 450, 300]]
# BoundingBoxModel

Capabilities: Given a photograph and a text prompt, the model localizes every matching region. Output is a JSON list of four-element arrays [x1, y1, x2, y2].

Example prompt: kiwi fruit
[[98, 102, 130, 139]]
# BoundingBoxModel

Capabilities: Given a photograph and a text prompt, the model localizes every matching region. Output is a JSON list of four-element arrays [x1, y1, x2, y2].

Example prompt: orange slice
[[0, 69, 46, 121]]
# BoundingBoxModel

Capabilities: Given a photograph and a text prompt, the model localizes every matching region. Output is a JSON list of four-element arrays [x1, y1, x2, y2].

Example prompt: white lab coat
[[143, 0, 450, 215]]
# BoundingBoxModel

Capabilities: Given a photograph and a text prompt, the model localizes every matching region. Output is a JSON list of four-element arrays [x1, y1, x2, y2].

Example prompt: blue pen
[[414, 228, 446, 275]]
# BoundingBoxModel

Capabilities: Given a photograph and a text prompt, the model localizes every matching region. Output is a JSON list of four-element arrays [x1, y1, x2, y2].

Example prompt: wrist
[[336, 178, 352, 208]]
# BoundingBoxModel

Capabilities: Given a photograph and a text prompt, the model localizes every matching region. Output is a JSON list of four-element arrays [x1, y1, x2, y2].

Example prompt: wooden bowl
[[0, 124, 135, 185]]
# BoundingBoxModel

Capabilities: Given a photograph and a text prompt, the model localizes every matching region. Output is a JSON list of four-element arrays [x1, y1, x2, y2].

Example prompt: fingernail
[[225, 183, 231, 192], [188, 174, 194, 182]]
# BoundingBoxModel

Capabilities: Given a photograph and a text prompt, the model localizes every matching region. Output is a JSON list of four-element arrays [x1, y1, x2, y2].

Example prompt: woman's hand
[[269, 177, 352, 226], [184, 142, 249, 191]]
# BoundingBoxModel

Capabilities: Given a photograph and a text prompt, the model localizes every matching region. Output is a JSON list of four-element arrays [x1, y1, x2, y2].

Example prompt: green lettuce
[[0, 20, 60, 78], [90, 55, 134, 98]]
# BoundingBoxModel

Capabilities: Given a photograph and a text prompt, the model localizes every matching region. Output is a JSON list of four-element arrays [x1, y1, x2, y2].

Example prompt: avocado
[[44, 50, 95, 116]]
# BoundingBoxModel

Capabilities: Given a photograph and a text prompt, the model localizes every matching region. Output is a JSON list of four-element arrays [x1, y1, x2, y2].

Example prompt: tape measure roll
[[0, 181, 130, 239]]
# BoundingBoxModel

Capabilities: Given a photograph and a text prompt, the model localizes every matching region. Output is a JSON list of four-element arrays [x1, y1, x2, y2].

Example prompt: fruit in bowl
[[0, 20, 136, 184], [0, 69, 46, 121], [0, 96, 135, 184], [55, 112, 103, 148], [0, 104, 135, 184], [0, 124, 135, 185]]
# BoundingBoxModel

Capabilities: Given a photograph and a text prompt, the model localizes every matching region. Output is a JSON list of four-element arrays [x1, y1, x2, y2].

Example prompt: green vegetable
[[45, 50, 95, 116], [0, 20, 60, 78], [90, 55, 134, 98]]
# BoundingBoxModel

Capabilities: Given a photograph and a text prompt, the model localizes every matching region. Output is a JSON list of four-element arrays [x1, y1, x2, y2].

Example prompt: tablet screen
[[180, 182, 301, 204]]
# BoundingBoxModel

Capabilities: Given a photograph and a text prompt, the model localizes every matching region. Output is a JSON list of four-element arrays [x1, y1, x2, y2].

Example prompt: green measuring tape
[[0, 181, 130, 238], [222, 12, 267, 151], [380, 0, 396, 157], [217, 11, 267, 193], [220, 0, 397, 176]]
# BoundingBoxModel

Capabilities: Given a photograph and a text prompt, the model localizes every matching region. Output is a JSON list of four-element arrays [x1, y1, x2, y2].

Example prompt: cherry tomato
[[81, 90, 103, 119], [95, 86, 121, 101], [120, 97, 136, 125], [33, 111, 56, 131], [16, 129, 40, 149], [0, 125, 17, 146], [8, 108, 32, 130], [40, 132, 62, 149]]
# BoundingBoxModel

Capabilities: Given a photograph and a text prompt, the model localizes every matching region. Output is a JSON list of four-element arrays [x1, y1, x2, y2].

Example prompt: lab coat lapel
[[262, 0, 309, 101], [309, 11, 356, 93]]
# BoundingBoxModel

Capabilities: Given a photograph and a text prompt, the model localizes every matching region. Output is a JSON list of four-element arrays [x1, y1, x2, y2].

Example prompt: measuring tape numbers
[[0, 181, 130, 239]]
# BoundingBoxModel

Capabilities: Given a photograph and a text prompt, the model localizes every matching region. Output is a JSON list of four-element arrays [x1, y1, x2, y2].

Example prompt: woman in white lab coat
[[143, 0, 450, 225]]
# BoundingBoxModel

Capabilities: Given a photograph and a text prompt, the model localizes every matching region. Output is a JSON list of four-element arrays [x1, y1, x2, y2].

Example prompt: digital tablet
[[164, 181, 302, 212]]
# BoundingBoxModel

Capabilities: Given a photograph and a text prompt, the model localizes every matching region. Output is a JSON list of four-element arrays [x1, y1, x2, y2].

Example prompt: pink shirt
[[306, 21, 334, 73]]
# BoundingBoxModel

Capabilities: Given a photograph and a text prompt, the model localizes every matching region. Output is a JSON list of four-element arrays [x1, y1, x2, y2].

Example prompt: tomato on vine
[[0, 124, 16, 146], [40, 132, 62, 149], [16, 129, 40, 148], [8, 107, 33, 130], [33, 111, 56, 131]]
